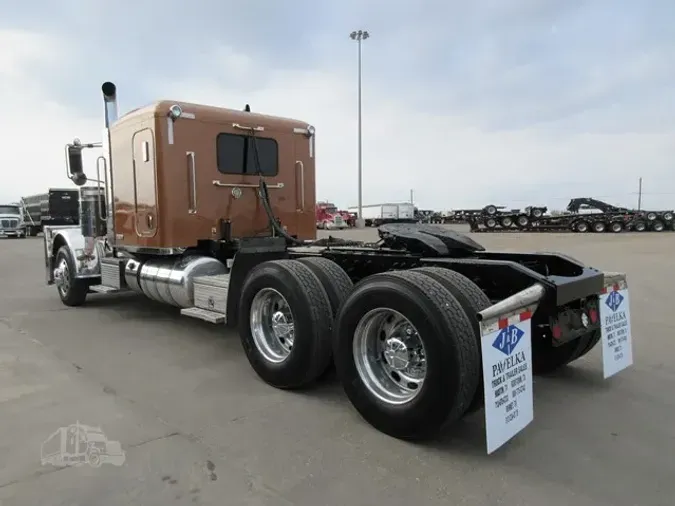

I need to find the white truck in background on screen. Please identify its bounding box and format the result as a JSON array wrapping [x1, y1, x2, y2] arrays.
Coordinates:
[[396, 202, 416, 221], [0, 203, 26, 238], [349, 203, 418, 227]]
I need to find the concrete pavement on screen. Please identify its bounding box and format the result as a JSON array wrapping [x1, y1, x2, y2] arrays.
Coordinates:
[[0, 228, 673, 506]]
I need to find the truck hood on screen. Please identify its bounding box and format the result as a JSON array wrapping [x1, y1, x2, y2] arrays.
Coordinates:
[[0, 214, 21, 220]]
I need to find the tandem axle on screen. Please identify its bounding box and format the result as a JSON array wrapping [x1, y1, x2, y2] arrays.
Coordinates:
[[43, 222, 633, 453]]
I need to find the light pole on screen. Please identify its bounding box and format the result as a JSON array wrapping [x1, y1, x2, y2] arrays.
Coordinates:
[[350, 29, 369, 228]]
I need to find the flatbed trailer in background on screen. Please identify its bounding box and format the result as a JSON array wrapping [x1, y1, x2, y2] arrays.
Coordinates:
[[468, 198, 674, 233]]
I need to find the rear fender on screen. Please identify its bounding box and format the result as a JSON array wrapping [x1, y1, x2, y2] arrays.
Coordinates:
[[43, 225, 103, 284]]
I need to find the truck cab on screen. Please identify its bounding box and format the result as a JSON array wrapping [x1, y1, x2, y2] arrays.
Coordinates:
[[0, 204, 26, 238]]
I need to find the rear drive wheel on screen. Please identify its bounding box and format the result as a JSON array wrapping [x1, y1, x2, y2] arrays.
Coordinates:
[[592, 221, 606, 233], [609, 221, 624, 233], [647, 212, 657, 221], [531, 208, 544, 219], [663, 212, 674, 222], [485, 218, 497, 229], [651, 220, 665, 232], [633, 220, 647, 232], [573, 330, 602, 360], [296, 257, 354, 379], [412, 267, 491, 415], [238, 259, 333, 389], [500, 216, 513, 228], [54, 246, 89, 306], [516, 215, 530, 228], [333, 271, 480, 440], [532, 330, 598, 375]]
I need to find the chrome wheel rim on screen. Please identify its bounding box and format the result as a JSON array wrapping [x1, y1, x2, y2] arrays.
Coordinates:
[[353, 308, 427, 405], [249, 288, 295, 364], [54, 258, 70, 296]]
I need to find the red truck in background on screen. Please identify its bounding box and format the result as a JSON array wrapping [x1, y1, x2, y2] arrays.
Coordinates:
[[315, 201, 353, 229]]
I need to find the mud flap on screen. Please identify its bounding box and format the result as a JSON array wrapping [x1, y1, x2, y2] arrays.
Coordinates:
[[599, 273, 634, 379], [479, 296, 540, 454]]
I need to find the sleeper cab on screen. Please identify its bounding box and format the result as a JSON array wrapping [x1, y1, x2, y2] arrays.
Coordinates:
[[109, 101, 317, 252]]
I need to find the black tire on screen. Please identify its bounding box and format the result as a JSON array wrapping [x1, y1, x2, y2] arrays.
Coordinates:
[[516, 215, 529, 228], [55, 246, 89, 306], [484, 205, 498, 216], [609, 221, 623, 233], [485, 218, 497, 229], [333, 270, 480, 440], [500, 216, 513, 228], [573, 329, 602, 360], [88, 449, 102, 468], [238, 259, 333, 389], [633, 220, 647, 232], [592, 221, 606, 233], [574, 220, 589, 233], [532, 330, 598, 375], [296, 257, 353, 316], [651, 220, 665, 232], [296, 257, 354, 380], [646, 212, 657, 221], [531, 208, 544, 219], [412, 267, 491, 415], [663, 212, 674, 222]]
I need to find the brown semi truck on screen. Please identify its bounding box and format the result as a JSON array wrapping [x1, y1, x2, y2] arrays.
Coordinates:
[[42, 82, 634, 453]]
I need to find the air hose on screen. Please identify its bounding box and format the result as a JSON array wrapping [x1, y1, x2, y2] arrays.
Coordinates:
[[248, 128, 305, 245]]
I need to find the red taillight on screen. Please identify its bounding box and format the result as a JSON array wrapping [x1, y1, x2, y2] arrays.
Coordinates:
[[589, 308, 598, 324], [551, 324, 562, 340]]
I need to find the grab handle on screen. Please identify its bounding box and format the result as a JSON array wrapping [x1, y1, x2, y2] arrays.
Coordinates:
[[296, 161, 305, 211], [187, 151, 197, 214]]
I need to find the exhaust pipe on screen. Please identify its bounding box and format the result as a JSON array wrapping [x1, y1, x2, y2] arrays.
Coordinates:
[[101, 82, 117, 246], [102, 82, 118, 128]]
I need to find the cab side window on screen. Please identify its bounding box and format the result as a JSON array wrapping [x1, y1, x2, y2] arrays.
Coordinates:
[[216, 133, 278, 176]]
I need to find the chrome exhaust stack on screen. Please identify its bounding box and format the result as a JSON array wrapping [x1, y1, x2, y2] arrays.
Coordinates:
[[101, 82, 117, 247], [102, 82, 118, 127]]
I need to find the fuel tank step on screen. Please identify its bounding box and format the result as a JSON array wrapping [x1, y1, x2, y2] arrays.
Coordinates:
[[180, 307, 227, 324], [89, 284, 126, 294]]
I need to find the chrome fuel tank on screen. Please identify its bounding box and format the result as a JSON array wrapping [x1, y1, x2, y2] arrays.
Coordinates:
[[124, 255, 227, 308]]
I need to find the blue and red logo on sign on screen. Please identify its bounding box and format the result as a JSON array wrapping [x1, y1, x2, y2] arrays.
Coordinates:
[[605, 290, 624, 312], [492, 325, 524, 356]]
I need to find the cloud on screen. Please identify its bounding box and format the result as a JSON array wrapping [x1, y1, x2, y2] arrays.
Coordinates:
[[0, 29, 103, 204], [1, 0, 674, 213]]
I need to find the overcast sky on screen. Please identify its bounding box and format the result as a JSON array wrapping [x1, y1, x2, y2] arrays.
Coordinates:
[[1, 0, 673, 211]]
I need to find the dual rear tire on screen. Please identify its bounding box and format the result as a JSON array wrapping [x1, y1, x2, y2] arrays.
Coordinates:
[[238, 258, 603, 441], [238, 259, 491, 440]]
